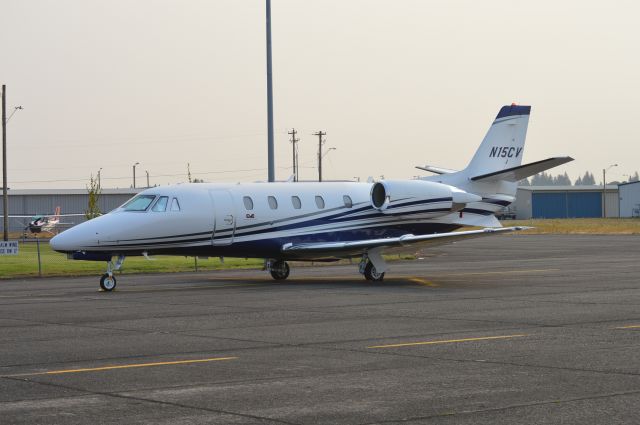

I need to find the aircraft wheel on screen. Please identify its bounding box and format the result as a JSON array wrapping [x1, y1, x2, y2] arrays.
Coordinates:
[[364, 262, 385, 282], [100, 273, 117, 291], [270, 261, 290, 280]]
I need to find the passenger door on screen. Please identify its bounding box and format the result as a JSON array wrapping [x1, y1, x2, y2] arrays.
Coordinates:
[[209, 190, 236, 246]]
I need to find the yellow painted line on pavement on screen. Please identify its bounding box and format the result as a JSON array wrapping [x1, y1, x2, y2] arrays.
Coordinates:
[[8, 356, 237, 377], [368, 334, 527, 349], [408, 277, 439, 287], [614, 325, 640, 329]]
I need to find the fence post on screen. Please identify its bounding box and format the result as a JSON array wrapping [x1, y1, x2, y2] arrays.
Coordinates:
[[36, 237, 42, 277], [194, 257, 198, 272]]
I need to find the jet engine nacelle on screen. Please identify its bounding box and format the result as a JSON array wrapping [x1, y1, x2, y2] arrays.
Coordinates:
[[370, 180, 482, 215]]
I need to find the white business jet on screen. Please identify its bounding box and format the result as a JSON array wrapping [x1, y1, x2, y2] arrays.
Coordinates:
[[51, 105, 572, 291]]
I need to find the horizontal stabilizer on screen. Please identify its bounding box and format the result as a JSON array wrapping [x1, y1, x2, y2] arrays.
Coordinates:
[[470, 157, 574, 182], [415, 165, 458, 175]]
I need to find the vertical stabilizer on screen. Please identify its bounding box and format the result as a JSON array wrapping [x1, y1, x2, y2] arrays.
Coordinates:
[[464, 105, 531, 178]]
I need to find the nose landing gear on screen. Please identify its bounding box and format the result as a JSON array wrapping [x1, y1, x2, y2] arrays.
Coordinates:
[[100, 255, 125, 291]]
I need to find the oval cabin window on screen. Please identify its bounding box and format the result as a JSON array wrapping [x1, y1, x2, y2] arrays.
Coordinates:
[[291, 196, 302, 209], [343, 195, 353, 208], [268, 196, 278, 210], [315, 196, 325, 209], [243, 196, 254, 210]]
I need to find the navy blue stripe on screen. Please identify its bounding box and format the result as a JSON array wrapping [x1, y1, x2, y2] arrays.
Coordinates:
[[495, 105, 530, 119]]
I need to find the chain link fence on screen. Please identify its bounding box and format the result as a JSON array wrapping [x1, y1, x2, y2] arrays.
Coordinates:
[[1, 236, 262, 279]]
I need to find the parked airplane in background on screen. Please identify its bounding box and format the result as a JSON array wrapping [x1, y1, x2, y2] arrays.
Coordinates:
[[51, 105, 573, 291], [10, 207, 84, 234]]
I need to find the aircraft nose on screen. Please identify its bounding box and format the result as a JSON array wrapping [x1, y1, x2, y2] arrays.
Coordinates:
[[50, 221, 98, 252], [50, 230, 75, 252]]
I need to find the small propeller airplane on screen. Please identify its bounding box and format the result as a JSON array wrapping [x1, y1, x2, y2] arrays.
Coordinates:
[[10, 207, 85, 234], [51, 105, 573, 291]]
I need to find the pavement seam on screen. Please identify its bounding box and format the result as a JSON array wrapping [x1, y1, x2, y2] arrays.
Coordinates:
[[0, 375, 300, 425], [360, 388, 640, 424]]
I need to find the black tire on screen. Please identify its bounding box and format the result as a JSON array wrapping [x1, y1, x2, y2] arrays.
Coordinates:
[[270, 261, 290, 280], [100, 273, 117, 291], [364, 262, 385, 282]]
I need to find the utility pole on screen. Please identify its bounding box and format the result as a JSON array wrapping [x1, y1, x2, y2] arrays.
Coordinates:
[[288, 128, 299, 182], [603, 164, 618, 218], [314, 131, 326, 182], [133, 162, 139, 189], [97, 168, 102, 190], [2, 85, 7, 241], [266, 0, 275, 182], [146, 170, 150, 188]]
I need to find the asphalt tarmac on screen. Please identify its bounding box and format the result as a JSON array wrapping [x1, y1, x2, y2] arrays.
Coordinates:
[[1, 234, 639, 424]]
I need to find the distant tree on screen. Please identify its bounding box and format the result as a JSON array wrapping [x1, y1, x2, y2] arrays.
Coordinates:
[[193, 178, 205, 183], [531, 172, 554, 186], [554, 172, 572, 185], [187, 163, 192, 183], [518, 178, 530, 186], [574, 176, 583, 185], [582, 171, 596, 185], [85, 174, 102, 220], [630, 171, 640, 182]]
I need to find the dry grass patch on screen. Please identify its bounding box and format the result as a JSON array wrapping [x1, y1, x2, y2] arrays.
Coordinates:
[[503, 218, 640, 234]]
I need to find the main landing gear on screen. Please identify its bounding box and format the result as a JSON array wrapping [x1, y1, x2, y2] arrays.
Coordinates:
[[359, 250, 387, 282], [100, 255, 125, 291], [267, 259, 290, 280]]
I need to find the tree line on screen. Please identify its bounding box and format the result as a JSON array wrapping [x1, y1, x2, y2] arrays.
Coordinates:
[[520, 171, 640, 186]]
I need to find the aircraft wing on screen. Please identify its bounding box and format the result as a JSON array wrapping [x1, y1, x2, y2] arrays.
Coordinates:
[[281, 227, 530, 259], [470, 157, 574, 182]]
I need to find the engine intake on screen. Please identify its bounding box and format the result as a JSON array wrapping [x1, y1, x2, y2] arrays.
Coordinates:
[[369, 180, 481, 215]]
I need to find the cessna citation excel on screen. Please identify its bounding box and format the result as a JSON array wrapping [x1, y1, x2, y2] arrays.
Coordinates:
[[51, 105, 572, 291]]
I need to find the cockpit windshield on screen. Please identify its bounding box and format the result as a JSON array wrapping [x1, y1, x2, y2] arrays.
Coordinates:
[[121, 195, 156, 212]]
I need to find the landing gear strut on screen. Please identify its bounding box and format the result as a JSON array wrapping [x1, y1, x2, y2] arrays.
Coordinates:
[[268, 260, 290, 280], [100, 255, 125, 291]]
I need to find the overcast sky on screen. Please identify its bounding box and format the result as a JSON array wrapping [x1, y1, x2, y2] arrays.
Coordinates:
[[2, 0, 638, 189]]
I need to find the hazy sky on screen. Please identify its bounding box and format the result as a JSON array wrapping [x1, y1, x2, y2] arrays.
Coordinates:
[[2, 0, 638, 189]]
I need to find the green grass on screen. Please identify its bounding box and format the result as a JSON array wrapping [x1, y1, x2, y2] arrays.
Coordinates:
[[1, 242, 263, 279]]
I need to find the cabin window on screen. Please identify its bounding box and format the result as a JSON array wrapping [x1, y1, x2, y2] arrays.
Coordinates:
[[122, 195, 156, 212], [315, 195, 325, 209], [268, 196, 278, 210], [291, 196, 302, 209], [343, 195, 353, 208], [170, 198, 181, 212], [152, 196, 169, 212], [243, 196, 254, 210]]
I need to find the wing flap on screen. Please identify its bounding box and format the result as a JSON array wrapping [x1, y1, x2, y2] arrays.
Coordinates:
[[470, 157, 574, 182], [281, 227, 530, 259]]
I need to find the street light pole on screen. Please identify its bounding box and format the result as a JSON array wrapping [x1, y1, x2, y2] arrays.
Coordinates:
[[2, 85, 7, 241], [603, 163, 618, 218], [133, 162, 139, 189], [146, 170, 149, 188], [266, 0, 275, 182], [97, 168, 102, 190]]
